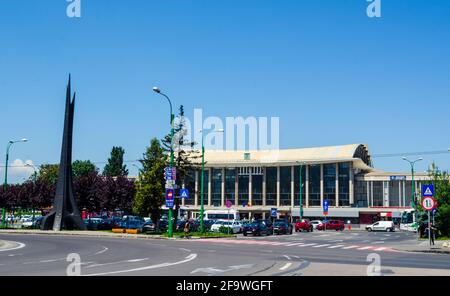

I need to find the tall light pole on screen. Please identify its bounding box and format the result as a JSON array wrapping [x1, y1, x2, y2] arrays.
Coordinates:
[[402, 157, 423, 232], [199, 128, 224, 233], [296, 161, 306, 220], [153, 87, 175, 238], [2, 138, 28, 228], [25, 163, 38, 182]]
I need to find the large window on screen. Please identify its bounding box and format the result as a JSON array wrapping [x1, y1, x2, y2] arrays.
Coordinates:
[[238, 174, 249, 206], [252, 174, 263, 206], [338, 163, 350, 206], [184, 170, 196, 206], [389, 180, 401, 207], [280, 167, 291, 206], [225, 168, 236, 203], [199, 169, 209, 206], [323, 164, 336, 206], [372, 181, 384, 206], [211, 169, 222, 207], [309, 165, 321, 206], [355, 180, 368, 207], [294, 165, 306, 206], [266, 167, 277, 206]]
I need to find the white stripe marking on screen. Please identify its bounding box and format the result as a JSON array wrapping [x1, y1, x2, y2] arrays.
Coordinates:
[[357, 246, 373, 250], [283, 255, 291, 260], [286, 242, 305, 246], [94, 246, 108, 255], [298, 243, 316, 247], [313, 244, 331, 248], [0, 242, 26, 252], [279, 263, 292, 271], [328, 245, 345, 249], [374, 247, 387, 251], [84, 254, 198, 276], [342, 245, 359, 250]]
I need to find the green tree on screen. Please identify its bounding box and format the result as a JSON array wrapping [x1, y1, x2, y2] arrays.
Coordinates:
[[103, 146, 129, 177], [133, 138, 167, 223], [72, 160, 98, 178], [426, 163, 450, 236], [37, 164, 59, 185]]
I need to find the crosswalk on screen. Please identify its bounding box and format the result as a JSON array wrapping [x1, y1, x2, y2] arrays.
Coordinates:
[[194, 238, 393, 252]]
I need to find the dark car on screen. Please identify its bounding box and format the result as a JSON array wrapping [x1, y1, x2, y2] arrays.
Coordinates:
[[317, 220, 345, 231], [141, 221, 157, 233], [242, 222, 270, 236], [126, 220, 145, 230], [273, 222, 293, 235], [84, 218, 104, 230], [295, 219, 313, 232], [257, 220, 273, 234]]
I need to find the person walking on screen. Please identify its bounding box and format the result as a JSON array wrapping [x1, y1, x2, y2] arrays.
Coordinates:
[[430, 224, 436, 246], [184, 220, 190, 239]]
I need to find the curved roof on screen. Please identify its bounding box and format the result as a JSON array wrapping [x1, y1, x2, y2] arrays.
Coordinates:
[[200, 144, 374, 171]]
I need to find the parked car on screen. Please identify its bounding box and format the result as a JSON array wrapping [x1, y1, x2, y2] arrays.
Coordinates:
[[317, 220, 345, 231], [258, 219, 274, 234], [273, 222, 293, 235], [310, 220, 323, 230], [141, 221, 156, 233], [21, 218, 34, 228], [84, 218, 104, 230], [366, 221, 395, 232], [211, 221, 242, 234], [242, 221, 270, 236], [295, 219, 313, 232]]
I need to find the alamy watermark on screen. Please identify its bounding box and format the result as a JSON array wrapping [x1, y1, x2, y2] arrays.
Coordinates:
[[367, 0, 382, 18], [66, 0, 81, 18], [366, 253, 382, 276], [66, 253, 82, 276]]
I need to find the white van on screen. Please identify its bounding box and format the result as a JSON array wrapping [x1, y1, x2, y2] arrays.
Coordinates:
[[366, 221, 395, 232]]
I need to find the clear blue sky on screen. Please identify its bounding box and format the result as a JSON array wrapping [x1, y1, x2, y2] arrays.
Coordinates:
[[0, 0, 449, 183]]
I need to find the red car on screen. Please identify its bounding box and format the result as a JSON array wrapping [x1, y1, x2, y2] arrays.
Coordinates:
[[295, 219, 313, 232], [316, 220, 345, 231]]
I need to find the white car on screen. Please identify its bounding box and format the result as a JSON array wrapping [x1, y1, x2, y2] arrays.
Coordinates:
[[210, 221, 242, 234], [21, 218, 33, 228], [310, 220, 323, 230], [366, 221, 395, 232]]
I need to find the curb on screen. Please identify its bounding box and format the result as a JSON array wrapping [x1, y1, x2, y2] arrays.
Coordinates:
[[393, 248, 450, 255]]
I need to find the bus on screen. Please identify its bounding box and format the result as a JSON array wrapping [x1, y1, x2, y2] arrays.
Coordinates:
[[400, 209, 417, 232], [203, 209, 239, 221]]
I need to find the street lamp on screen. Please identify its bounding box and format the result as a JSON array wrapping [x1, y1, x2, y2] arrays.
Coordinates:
[[402, 157, 423, 209], [296, 161, 306, 220], [153, 87, 175, 238], [25, 163, 38, 182], [2, 138, 28, 227], [199, 128, 224, 233]]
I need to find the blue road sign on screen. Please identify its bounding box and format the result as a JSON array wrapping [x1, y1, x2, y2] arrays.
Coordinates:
[[422, 184, 434, 197], [323, 200, 329, 213], [164, 167, 176, 181], [390, 176, 406, 181], [165, 189, 174, 208], [432, 208, 437, 216], [271, 208, 277, 218], [180, 188, 189, 199]]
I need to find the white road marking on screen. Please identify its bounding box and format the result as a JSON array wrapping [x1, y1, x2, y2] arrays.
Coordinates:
[[374, 247, 387, 251], [126, 258, 148, 263], [286, 242, 305, 246], [40, 259, 59, 263], [179, 248, 191, 252], [357, 246, 373, 250], [0, 241, 26, 252], [313, 244, 331, 248], [279, 263, 292, 271], [342, 245, 359, 250], [298, 243, 316, 247], [84, 253, 197, 276], [328, 245, 345, 249], [94, 246, 108, 255], [283, 255, 291, 260]]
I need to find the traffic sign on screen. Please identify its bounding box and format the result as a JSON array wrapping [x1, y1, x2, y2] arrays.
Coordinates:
[[422, 196, 436, 211], [323, 199, 329, 213], [226, 200, 232, 208], [180, 188, 189, 199], [432, 208, 437, 216], [166, 189, 174, 208], [271, 208, 277, 218], [422, 184, 434, 197], [164, 167, 176, 181], [390, 176, 406, 181]]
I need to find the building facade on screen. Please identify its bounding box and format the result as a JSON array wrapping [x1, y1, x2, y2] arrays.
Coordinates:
[[177, 144, 429, 224]]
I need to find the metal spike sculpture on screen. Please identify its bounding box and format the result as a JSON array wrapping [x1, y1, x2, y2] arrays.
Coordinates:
[[41, 75, 86, 231]]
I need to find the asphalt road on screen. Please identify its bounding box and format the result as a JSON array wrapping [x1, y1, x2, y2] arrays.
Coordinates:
[[1, 230, 449, 276]]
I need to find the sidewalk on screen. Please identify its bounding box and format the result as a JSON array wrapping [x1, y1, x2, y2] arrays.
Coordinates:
[[392, 239, 450, 255]]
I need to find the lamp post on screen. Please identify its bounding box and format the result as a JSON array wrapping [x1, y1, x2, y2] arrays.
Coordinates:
[[199, 128, 224, 233], [296, 161, 305, 220], [2, 139, 28, 228], [402, 157, 423, 232], [25, 163, 38, 182], [153, 87, 175, 238]]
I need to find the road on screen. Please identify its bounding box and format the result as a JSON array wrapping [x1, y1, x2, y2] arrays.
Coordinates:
[[1, 230, 449, 276]]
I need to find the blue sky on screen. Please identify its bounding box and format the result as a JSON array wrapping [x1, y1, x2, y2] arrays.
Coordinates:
[[0, 0, 449, 183]]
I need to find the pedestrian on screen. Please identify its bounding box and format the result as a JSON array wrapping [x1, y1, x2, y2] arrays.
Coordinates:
[[430, 224, 436, 245], [184, 220, 190, 239]]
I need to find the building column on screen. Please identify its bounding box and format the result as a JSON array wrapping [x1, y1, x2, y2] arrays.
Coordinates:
[[398, 180, 402, 207], [194, 170, 199, 207], [249, 172, 253, 206], [262, 167, 267, 206], [383, 181, 389, 207], [291, 166, 295, 208], [235, 169, 239, 207], [370, 181, 374, 207], [320, 164, 324, 207], [402, 180, 406, 207], [349, 163, 354, 205], [305, 165, 309, 208], [335, 163, 339, 207], [366, 181, 370, 207], [276, 166, 280, 207], [262, 212, 266, 220], [208, 169, 212, 207], [221, 168, 225, 207]]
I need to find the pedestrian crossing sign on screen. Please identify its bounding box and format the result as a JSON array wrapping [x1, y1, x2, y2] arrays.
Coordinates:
[[180, 188, 189, 199], [422, 185, 434, 197]]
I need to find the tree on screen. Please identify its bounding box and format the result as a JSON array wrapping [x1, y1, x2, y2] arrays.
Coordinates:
[[426, 163, 450, 236], [101, 176, 135, 213], [161, 105, 200, 222], [103, 146, 128, 177], [73, 172, 103, 213], [37, 164, 59, 185], [133, 138, 167, 223], [72, 160, 98, 178]]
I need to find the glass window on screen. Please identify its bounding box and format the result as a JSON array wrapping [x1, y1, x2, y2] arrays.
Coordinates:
[[225, 168, 236, 203], [211, 169, 222, 207], [323, 164, 336, 206], [389, 180, 400, 207], [294, 165, 306, 206], [266, 167, 277, 206], [280, 167, 291, 206], [338, 163, 350, 207], [252, 174, 263, 206], [309, 165, 321, 206], [238, 174, 249, 206], [373, 181, 383, 207], [355, 180, 368, 207]]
